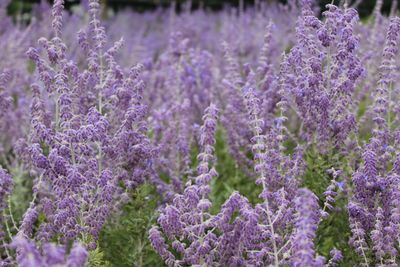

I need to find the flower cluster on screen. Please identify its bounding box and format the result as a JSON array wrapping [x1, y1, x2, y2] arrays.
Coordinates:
[[149, 104, 219, 265], [2, 0, 153, 264], [348, 16, 400, 266], [12, 236, 88, 267]]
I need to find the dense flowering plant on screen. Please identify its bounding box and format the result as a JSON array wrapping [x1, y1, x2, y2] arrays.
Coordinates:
[[20, 0, 155, 249], [0, 0, 400, 266]]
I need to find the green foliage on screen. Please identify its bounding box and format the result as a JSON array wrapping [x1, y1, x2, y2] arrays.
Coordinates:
[[303, 148, 336, 196], [9, 166, 32, 223], [357, 96, 369, 119], [27, 60, 36, 74], [87, 247, 112, 267], [301, 146, 360, 265], [210, 127, 261, 214], [316, 196, 359, 266], [360, 14, 374, 24], [99, 183, 164, 267]]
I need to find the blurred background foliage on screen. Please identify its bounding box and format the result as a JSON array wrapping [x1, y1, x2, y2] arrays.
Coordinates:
[[6, 0, 398, 18]]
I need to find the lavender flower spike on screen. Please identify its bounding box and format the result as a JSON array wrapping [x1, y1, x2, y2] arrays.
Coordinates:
[[291, 188, 321, 267]]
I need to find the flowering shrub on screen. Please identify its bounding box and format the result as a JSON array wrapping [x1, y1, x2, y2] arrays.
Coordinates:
[[1, 0, 400, 266]]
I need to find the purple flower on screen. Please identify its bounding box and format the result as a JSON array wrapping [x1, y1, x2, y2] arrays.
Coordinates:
[[291, 189, 320, 267], [12, 236, 87, 267]]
